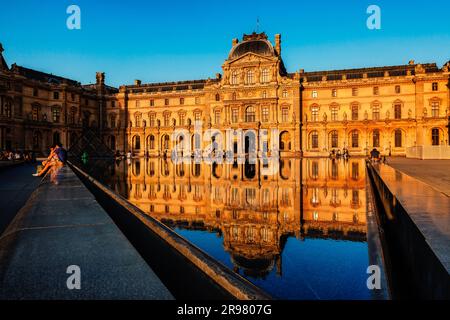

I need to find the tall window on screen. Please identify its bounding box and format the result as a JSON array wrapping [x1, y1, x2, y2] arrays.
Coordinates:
[[149, 135, 155, 149], [53, 91, 59, 100], [432, 82, 438, 91], [179, 113, 185, 126], [330, 130, 338, 148], [282, 89, 288, 98], [215, 93, 220, 101], [352, 88, 358, 96], [231, 108, 239, 123], [395, 85, 401, 94], [432, 128, 440, 145], [431, 101, 439, 117], [4, 102, 12, 118], [394, 103, 402, 119], [32, 105, 39, 121], [231, 71, 238, 85], [351, 130, 359, 148], [135, 100, 140, 108], [164, 98, 169, 106], [149, 114, 155, 127], [351, 104, 359, 120], [261, 69, 269, 83], [245, 106, 255, 122], [394, 129, 402, 147], [331, 89, 337, 97], [312, 90, 318, 98], [262, 91, 267, 98], [373, 130, 380, 147], [214, 110, 221, 124], [262, 107, 269, 122], [372, 104, 380, 120], [281, 108, 289, 122], [311, 131, 319, 149], [150, 99, 154, 107], [70, 107, 77, 125], [135, 114, 142, 127], [110, 114, 116, 128], [331, 105, 338, 121], [311, 105, 319, 122], [33, 88, 38, 97], [179, 97, 184, 105], [164, 114, 170, 127], [246, 70, 254, 85], [52, 108, 60, 123]]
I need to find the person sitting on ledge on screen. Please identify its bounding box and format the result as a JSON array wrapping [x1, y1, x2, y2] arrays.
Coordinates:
[[32, 143, 66, 177], [370, 148, 381, 162]]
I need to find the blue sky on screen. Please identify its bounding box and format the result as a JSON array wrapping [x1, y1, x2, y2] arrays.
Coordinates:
[[1, 0, 449, 87]]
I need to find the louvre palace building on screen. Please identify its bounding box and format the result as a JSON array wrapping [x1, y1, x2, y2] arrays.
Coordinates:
[[0, 32, 449, 158]]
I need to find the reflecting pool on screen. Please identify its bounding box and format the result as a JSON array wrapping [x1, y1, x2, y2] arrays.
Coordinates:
[[81, 157, 379, 299]]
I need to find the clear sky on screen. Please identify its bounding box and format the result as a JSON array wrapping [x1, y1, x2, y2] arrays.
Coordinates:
[[1, 0, 449, 87]]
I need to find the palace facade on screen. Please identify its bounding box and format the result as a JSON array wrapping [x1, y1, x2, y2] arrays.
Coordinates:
[[1, 32, 449, 157]]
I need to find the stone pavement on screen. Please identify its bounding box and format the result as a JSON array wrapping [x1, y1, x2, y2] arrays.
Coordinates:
[[0, 163, 41, 235], [0, 165, 174, 299], [386, 157, 450, 197]]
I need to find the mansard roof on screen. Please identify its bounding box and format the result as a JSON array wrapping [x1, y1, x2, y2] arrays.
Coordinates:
[[124, 78, 220, 93], [11, 64, 81, 86]]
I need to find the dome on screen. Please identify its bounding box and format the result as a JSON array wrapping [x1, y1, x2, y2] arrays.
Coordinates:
[[228, 37, 275, 60]]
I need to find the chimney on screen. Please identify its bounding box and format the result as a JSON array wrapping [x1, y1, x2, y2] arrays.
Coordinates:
[[232, 38, 239, 47], [96, 72, 105, 86], [275, 34, 281, 56], [134, 79, 141, 86]]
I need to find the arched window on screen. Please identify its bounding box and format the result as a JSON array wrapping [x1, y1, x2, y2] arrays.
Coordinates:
[[351, 130, 359, 148], [310, 131, 319, 149], [231, 71, 238, 85], [245, 106, 255, 122], [330, 130, 338, 148], [215, 93, 220, 101], [431, 128, 440, 145], [149, 135, 155, 149], [133, 135, 141, 150], [163, 135, 170, 150], [311, 105, 319, 122], [261, 69, 269, 83], [373, 130, 380, 147], [246, 70, 254, 85], [394, 129, 402, 147]]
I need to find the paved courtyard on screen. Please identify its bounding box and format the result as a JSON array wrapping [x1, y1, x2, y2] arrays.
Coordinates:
[[386, 157, 450, 197]]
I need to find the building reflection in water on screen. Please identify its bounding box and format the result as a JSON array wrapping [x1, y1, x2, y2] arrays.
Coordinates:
[[101, 158, 367, 283]]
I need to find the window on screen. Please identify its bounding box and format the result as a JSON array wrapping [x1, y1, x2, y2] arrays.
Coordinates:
[[231, 71, 238, 85], [311, 131, 319, 149], [70, 107, 77, 124], [179, 113, 185, 126], [282, 89, 288, 98], [180, 97, 184, 105], [52, 108, 60, 123], [395, 129, 402, 147], [432, 82, 438, 91], [311, 105, 319, 122], [111, 100, 115, 108], [214, 110, 221, 124], [331, 105, 338, 121], [150, 99, 154, 107], [352, 88, 358, 96], [432, 128, 440, 145], [331, 89, 337, 97], [149, 114, 155, 127], [262, 107, 269, 122], [135, 100, 140, 108], [351, 104, 359, 120], [149, 135, 155, 149], [232, 108, 239, 123], [281, 108, 289, 122], [246, 70, 254, 84], [110, 113, 116, 128], [135, 114, 142, 127], [312, 90, 318, 98], [245, 106, 255, 122], [373, 130, 380, 147], [4, 102, 12, 118], [395, 85, 401, 94], [194, 112, 201, 121], [330, 130, 338, 148], [351, 130, 359, 148], [261, 69, 269, 83], [164, 98, 169, 106], [164, 114, 170, 127], [195, 97, 200, 104], [262, 91, 267, 98], [215, 93, 220, 101], [394, 103, 402, 119], [33, 88, 38, 97], [53, 91, 59, 100], [431, 101, 439, 117], [372, 103, 380, 120], [373, 86, 379, 95], [32, 106, 39, 121]]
